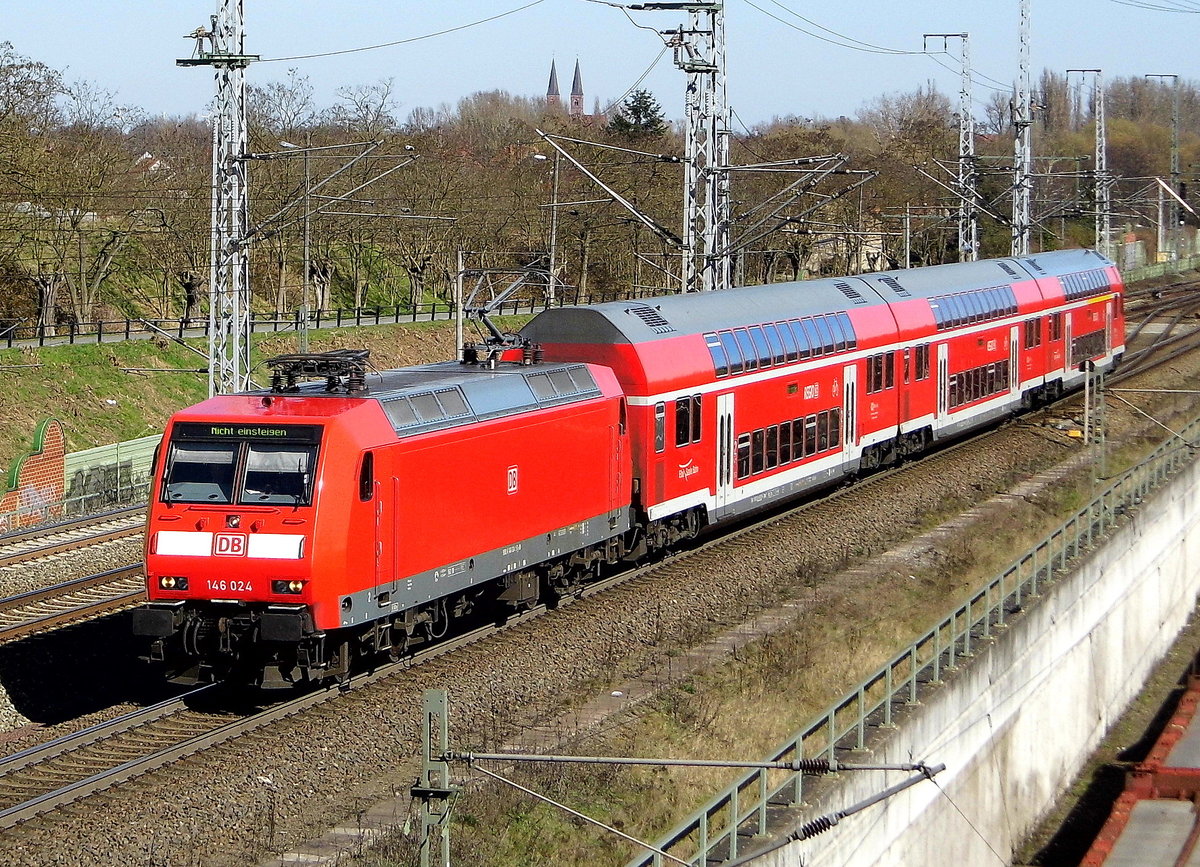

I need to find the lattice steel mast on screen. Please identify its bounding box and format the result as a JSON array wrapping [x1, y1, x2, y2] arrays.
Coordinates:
[[636, 1, 730, 292], [179, 0, 259, 396], [927, 33, 977, 262], [1147, 73, 1181, 261], [1011, 0, 1033, 256], [1071, 69, 1111, 259]]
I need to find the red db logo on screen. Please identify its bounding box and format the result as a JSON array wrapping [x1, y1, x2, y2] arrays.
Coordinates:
[[214, 533, 248, 556]]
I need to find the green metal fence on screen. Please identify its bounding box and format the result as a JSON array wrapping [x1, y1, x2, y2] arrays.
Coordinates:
[[631, 417, 1200, 867]]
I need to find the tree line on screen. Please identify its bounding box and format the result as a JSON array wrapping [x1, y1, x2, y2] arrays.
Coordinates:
[[0, 41, 1195, 332]]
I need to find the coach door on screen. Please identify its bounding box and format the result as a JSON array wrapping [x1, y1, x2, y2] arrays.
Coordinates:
[[842, 363, 857, 458], [716, 393, 735, 512], [937, 343, 950, 419]]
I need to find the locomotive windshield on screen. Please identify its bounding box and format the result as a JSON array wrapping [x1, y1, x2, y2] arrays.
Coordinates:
[[160, 423, 322, 506]]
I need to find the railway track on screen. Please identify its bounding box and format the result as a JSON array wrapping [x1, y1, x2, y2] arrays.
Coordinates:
[[0, 566, 144, 642], [0, 507, 144, 568]]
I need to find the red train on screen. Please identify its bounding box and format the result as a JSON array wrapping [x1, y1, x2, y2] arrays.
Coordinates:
[[133, 249, 1124, 686]]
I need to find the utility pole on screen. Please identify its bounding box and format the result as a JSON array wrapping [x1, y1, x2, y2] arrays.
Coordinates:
[[926, 33, 977, 262], [1011, 0, 1033, 257], [1146, 73, 1180, 261], [635, 1, 730, 292], [179, 0, 259, 396], [1069, 69, 1110, 259]]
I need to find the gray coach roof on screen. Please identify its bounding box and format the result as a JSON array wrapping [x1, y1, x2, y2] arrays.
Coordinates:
[[521, 249, 1115, 346]]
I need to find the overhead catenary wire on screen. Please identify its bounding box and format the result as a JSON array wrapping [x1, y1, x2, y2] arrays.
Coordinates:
[[259, 0, 548, 63]]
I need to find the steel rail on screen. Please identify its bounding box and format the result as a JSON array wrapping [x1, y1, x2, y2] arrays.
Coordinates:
[[0, 506, 143, 547], [0, 567, 144, 642]]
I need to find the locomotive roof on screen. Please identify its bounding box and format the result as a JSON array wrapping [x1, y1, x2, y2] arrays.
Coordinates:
[[521, 249, 1115, 346], [252, 360, 604, 438]]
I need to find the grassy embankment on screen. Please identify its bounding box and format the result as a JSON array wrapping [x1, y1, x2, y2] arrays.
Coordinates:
[[0, 317, 533, 468]]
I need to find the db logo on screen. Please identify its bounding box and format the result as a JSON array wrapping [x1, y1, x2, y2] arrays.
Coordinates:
[[214, 532, 248, 556], [507, 465, 519, 494]]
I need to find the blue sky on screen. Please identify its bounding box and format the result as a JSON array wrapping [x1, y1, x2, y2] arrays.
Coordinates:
[[3, 1, 1196, 126]]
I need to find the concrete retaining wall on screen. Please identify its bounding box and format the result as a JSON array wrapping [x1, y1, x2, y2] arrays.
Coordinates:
[[761, 454, 1200, 867]]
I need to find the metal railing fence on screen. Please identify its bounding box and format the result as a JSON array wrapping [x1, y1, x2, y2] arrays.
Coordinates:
[[631, 416, 1200, 867], [0, 286, 668, 350]]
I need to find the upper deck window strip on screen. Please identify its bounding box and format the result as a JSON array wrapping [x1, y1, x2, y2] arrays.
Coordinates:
[[705, 313, 858, 379]]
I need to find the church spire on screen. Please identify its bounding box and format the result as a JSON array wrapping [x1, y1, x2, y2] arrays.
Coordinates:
[[547, 60, 561, 110], [570, 59, 584, 118]]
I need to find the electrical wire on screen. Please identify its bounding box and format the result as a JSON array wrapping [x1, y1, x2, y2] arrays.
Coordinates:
[[740, 0, 926, 55], [602, 45, 670, 114], [1109, 0, 1200, 9], [260, 0, 547, 63], [930, 779, 1010, 865]]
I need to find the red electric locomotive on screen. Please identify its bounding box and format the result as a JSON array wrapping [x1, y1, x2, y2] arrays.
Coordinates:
[[133, 249, 1123, 686], [134, 350, 632, 686]]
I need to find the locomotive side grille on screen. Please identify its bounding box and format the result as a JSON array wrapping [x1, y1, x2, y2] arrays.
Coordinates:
[[627, 305, 676, 334], [998, 262, 1019, 277]]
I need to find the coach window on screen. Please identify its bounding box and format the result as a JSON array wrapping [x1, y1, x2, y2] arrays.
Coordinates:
[[720, 331, 744, 375], [778, 321, 799, 362], [790, 320, 811, 359], [734, 329, 758, 371], [791, 419, 804, 458], [1023, 319, 1041, 349], [837, 313, 857, 348], [830, 408, 842, 446], [915, 344, 930, 381], [779, 422, 792, 463], [814, 316, 836, 355], [752, 429, 766, 474], [655, 402, 666, 453], [828, 314, 848, 352], [1048, 313, 1063, 341], [358, 452, 374, 502], [903, 348, 911, 384], [748, 326, 771, 368], [804, 415, 818, 456], [675, 397, 691, 447], [737, 434, 751, 479], [675, 395, 702, 446], [763, 323, 787, 365], [705, 333, 730, 378], [885, 352, 895, 389], [766, 426, 779, 469], [801, 319, 822, 358], [969, 292, 987, 322], [816, 411, 830, 451]]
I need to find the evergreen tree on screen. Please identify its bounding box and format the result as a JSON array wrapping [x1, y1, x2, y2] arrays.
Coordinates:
[[607, 89, 668, 139]]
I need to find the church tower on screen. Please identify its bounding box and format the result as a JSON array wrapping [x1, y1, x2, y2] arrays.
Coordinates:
[[569, 60, 584, 118], [546, 60, 561, 111]]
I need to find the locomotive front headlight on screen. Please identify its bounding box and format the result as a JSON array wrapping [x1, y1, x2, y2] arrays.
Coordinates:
[[271, 579, 306, 595], [158, 576, 188, 591]]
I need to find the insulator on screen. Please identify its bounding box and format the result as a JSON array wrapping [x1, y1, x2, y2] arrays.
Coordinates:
[[271, 370, 283, 393], [534, 345, 544, 364], [796, 816, 836, 840], [347, 367, 366, 395], [523, 344, 534, 365], [792, 758, 832, 774]]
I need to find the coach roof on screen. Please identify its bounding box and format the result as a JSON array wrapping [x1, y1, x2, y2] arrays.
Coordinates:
[[521, 275, 889, 347]]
